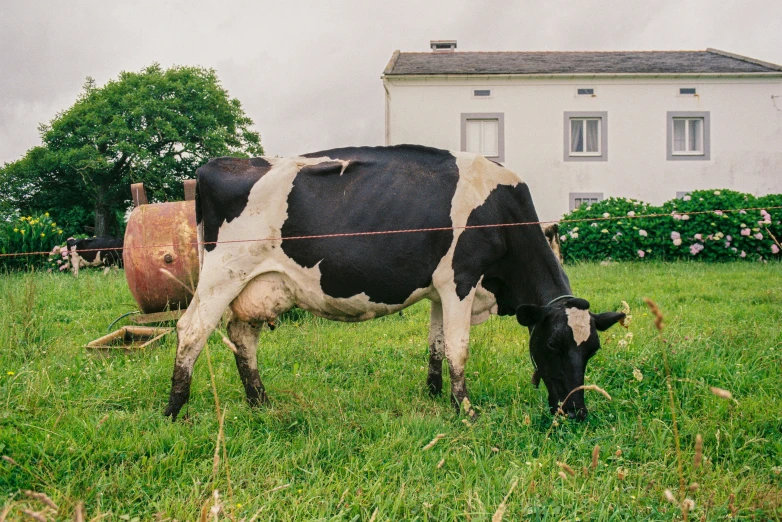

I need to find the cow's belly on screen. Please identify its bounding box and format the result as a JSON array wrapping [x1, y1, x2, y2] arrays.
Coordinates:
[[230, 271, 435, 324]]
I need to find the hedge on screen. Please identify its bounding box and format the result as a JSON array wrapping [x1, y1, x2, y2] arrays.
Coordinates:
[[559, 189, 782, 262]]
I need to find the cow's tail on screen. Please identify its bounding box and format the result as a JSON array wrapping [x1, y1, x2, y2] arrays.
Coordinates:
[[194, 177, 205, 270]]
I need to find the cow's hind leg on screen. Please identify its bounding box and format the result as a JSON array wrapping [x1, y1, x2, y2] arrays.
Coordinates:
[[427, 301, 445, 395], [227, 317, 267, 406], [441, 294, 477, 419]]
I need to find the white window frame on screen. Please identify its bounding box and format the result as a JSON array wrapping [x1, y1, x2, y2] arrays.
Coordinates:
[[569, 192, 604, 211], [563, 112, 608, 162], [671, 118, 704, 155], [667, 111, 710, 161], [461, 113, 505, 162], [569, 118, 602, 156]]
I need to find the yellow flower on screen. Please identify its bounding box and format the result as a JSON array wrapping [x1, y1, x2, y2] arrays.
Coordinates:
[[57, 229, 62, 234], [41, 233, 46, 238], [13, 228, 18, 232], [6, 371, 13, 376], [20, 230, 25, 235], [51, 223, 56, 227], [44, 212, 49, 217]]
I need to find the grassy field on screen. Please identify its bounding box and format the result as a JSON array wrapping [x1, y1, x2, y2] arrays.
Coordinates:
[[1, 262, 781, 520]]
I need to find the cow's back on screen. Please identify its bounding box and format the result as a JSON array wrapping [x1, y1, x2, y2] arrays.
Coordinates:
[[280, 145, 460, 305]]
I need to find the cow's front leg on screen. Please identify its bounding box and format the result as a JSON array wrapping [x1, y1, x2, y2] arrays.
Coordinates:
[[427, 301, 445, 395], [441, 296, 477, 419], [227, 317, 267, 406], [165, 277, 244, 421]]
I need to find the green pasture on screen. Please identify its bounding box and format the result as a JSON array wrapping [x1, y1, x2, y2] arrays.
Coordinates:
[[1, 262, 780, 520]]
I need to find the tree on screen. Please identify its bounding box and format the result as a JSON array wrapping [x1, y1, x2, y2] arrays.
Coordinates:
[[0, 64, 263, 235]]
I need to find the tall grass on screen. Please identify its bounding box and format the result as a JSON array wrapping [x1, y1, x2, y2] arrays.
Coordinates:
[[0, 262, 780, 520]]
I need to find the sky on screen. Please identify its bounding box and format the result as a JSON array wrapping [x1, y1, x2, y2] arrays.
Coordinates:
[[2, 0, 781, 165]]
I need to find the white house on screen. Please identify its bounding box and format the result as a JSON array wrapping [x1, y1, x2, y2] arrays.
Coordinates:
[[382, 42, 782, 220]]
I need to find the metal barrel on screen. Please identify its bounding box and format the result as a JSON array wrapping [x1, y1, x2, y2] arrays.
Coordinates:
[[123, 182, 199, 314]]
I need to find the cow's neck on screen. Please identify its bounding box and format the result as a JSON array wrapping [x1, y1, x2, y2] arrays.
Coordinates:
[[503, 223, 573, 309]]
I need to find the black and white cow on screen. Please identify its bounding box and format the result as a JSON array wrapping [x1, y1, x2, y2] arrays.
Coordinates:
[[66, 236, 124, 276], [164, 145, 624, 421]]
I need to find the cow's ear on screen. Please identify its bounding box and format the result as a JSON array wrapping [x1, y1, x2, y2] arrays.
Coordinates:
[[516, 305, 546, 326], [592, 312, 625, 331]]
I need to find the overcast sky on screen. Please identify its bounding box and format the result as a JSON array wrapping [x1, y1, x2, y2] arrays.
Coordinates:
[[2, 0, 781, 165]]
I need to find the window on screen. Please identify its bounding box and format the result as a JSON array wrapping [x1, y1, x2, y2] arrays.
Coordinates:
[[461, 113, 505, 161], [667, 112, 710, 161], [676, 191, 690, 199], [563, 112, 607, 161], [577, 88, 595, 96], [569, 192, 604, 211], [672, 118, 703, 154], [679, 87, 696, 95], [473, 89, 491, 97], [570, 119, 601, 155]]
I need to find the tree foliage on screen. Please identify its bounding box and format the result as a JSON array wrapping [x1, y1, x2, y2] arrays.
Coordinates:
[[0, 64, 263, 235]]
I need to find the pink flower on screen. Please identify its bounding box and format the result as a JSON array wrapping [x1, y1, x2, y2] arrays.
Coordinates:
[[683, 195, 691, 201], [739, 210, 746, 214], [627, 211, 636, 217], [772, 244, 780, 254], [637, 250, 645, 258], [754, 233, 763, 240], [670, 231, 681, 240], [741, 228, 751, 236], [689, 243, 704, 255], [740, 250, 746, 258], [726, 235, 732, 242], [673, 238, 682, 246], [694, 233, 702, 240], [681, 214, 690, 221], [714, 210, 723, 216], [724, 241, 731, 248], [707, 234, 713, 241], [673, 214, 682, 221], [59, 264, 68, 271], [603, 212, 610, 218], [639, 230, 647, 237]]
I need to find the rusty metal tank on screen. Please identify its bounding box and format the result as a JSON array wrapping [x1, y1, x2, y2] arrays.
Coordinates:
[[123, 181, 200, 314]]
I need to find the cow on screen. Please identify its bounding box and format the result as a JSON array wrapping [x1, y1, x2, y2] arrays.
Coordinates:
[[66, 236, 124, 276], [164, 145, 624, 422]]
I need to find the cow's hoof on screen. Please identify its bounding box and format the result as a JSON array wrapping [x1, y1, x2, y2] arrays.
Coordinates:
[[164, 394, 188, 422], [427, 375, 443, 396], [163, 404, 180, 422], [246, 389, 268, 408]]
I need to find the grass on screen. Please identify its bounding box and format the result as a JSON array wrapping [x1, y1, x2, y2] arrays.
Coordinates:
[[0, 262, 781, 520]]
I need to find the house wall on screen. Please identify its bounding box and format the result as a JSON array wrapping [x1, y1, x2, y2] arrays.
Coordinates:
[[384, 77, 782, 221]]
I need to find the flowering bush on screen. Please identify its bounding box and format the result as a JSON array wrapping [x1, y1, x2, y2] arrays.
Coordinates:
[[0, 213, 66, 271], [560, 190, 782, 262]]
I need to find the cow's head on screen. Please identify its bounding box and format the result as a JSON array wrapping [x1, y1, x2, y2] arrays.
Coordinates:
[[516, 297, 624, 420]]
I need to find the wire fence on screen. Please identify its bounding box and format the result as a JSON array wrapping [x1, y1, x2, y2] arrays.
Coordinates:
[[1, 204, 781, 258]]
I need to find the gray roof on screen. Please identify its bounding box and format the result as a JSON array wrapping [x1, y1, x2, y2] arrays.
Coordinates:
[[383, 48, 782, 76]]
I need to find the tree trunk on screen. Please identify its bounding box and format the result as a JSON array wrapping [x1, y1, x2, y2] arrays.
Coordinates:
[[94, 184, 110, 236], [94, 204, 111, 236]]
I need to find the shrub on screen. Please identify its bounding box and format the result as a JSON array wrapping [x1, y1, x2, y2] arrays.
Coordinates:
[[560, 190, 782, 262], [0, 213, 66, 271]]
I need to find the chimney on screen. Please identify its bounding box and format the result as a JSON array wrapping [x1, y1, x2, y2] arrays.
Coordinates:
[[430, 40, 457, 52]]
